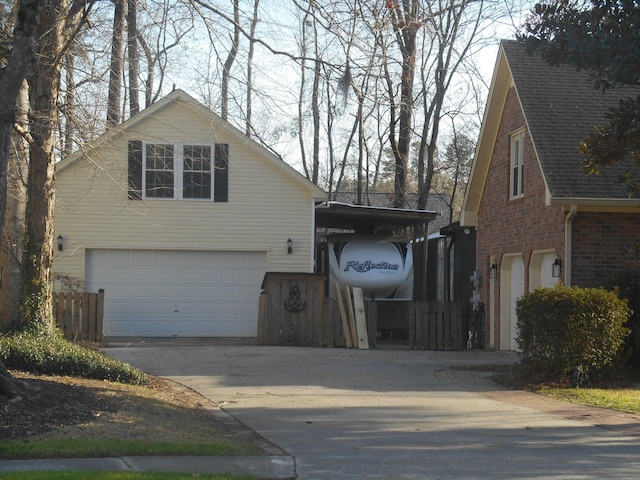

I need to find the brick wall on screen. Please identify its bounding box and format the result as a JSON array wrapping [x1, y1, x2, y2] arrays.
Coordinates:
[[474, 83, 640, 349], [476, 86, 565, 347], [572, 212, 640, 287]]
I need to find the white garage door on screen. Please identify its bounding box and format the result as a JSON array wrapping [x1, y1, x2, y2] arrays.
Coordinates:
[[86, 249, 266, 337]]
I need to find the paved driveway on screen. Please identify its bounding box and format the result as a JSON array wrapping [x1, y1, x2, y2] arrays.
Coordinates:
[[105, 341, 640, 479]]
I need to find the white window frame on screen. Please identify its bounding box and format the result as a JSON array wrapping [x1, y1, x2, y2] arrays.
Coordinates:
[[510, 129, 525, 199], [142, 142, 214, 200]]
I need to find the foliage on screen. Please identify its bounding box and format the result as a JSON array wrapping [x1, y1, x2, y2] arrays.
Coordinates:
[[0, 333, 148, 385], [603, 264, 640, 366], [516, 285, 630, 381], [520, 0, 640, 194]]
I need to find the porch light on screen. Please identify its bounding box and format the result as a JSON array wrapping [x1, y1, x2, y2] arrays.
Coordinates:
[[489, 263, 498, 279], [552, 258, 561, 278], [57, 235, 64, 252], [287, 238, 293, 254]]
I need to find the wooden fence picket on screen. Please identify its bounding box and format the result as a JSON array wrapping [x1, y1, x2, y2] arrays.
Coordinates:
[[53, 290, 104, 342]]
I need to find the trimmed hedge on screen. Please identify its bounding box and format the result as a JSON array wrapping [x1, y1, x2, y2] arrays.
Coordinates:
[[0, 333, 148, 385], [516, 285, 630, 380]]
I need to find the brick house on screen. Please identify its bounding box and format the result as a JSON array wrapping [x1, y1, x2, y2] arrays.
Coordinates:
[[461, 40, 640, 350]]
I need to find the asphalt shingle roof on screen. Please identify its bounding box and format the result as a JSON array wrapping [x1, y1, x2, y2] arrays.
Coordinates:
[[502, 40, 640, 199]]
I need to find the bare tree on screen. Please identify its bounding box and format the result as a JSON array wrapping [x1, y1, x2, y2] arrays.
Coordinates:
[[127, 0, 140, 115], [18, 0, 94, 335], [107, 0, 126, 126], [437, 128, 475, 222], [0, 0, 93, 400], [245, 0, 260, 135], [386, 0, 421, 208], [0, 79, 28, 328], [415, 0, 486, 210], [221, 0, 240, 121]]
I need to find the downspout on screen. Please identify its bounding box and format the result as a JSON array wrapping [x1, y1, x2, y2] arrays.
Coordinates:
[[564, 205, 578, 286]]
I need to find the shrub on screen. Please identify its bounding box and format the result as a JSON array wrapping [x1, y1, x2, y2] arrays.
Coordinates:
[[0, 333, 148, 385], [516, 285, 630, 381]]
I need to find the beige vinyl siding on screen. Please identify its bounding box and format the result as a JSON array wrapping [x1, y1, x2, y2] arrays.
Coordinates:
[[54, 100, 320, 283]]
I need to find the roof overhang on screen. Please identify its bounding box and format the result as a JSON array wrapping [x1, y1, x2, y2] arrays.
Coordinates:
[[549, 197, 640, 212], [315, 201, 437, 233], [460, 44, 512, 227]]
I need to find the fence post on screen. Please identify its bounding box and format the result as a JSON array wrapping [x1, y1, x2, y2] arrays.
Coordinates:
[[88, 293, 97, 341], [81, 292, 89, 341], [97, 289, 105, 342]]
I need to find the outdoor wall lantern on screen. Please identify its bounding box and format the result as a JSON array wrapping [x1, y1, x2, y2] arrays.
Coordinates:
[[552, 258, 562, 278], [287, 238, 293, 254], [57, 235, 64, 252], [489, 263, 498, 279]]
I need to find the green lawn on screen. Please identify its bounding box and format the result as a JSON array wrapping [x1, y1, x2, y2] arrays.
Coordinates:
[[0, 439, 253, 461], [538, 387, 640, 415], [0, 473, 253, 480]]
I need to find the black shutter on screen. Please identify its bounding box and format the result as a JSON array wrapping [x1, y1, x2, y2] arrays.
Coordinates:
[[214, 143, 229, 202], [128, 140, 143, 200]]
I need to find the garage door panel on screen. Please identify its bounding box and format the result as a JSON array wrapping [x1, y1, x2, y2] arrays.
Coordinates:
[[86, 249, 265, 337]]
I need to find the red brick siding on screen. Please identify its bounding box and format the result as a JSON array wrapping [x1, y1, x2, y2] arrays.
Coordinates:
[[476, 87, 565, 347], [572, 212, 640, 287]]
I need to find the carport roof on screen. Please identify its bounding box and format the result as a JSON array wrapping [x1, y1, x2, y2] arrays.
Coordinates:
[[315, 201, 437, 233]]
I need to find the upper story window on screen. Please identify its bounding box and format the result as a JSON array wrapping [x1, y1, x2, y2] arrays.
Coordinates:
[[145, 143, 175, 198], [510, 129, 525, 199], [128, 141, 228, 202]]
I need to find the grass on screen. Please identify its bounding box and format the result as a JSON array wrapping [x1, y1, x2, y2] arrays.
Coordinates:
[[0, 439, 252, 460], [0, 473, 253, 480], [537, 387, 640, 415]]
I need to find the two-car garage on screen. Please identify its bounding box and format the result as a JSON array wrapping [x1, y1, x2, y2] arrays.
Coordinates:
[[85, 249, 266, 337]]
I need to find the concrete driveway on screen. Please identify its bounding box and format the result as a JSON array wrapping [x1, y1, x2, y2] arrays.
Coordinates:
[[105, 340, 640, 479]]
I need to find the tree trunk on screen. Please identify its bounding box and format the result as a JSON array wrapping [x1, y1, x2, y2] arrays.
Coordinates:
[[17, 0, 90, 335], [387, 1, 419, 209], [245, 0, 259, 135], [0, 79, 29, 329], [107, 0, 127, 126], [311, 56, 321, 185], [62, 52, 76, 158], [221, 0, 239, 121], [0, 0, 41, 401], [0, 0, 40, 254], [127, 0, 140, 116]]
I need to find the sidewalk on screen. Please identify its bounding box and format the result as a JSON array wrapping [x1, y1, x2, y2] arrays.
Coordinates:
[[481, 388, 640, 437], [0, 454, 296, 478]]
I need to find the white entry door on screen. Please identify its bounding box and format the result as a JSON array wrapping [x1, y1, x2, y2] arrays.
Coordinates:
[[86, 249, 266, 337]]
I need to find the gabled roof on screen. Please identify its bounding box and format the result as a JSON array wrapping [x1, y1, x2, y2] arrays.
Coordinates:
[[57, 89, 326, 200], [462, 40, 640, 225]]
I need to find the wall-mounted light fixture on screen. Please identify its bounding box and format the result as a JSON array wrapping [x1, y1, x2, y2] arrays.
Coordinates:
[[489, 263, 498, 279], [552, 258, 562, 278], [57, 235, 64, 252], [287, 238, 293, 254]]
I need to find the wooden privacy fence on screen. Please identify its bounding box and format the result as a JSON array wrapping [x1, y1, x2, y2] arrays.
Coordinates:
[[258, 273, 326, 346], [258, 271, 466, 350], [54, 290, 105, 342], [408, 300, 464, 351]]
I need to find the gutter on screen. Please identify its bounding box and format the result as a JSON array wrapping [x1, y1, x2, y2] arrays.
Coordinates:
[[564, 205, 578, 286]]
